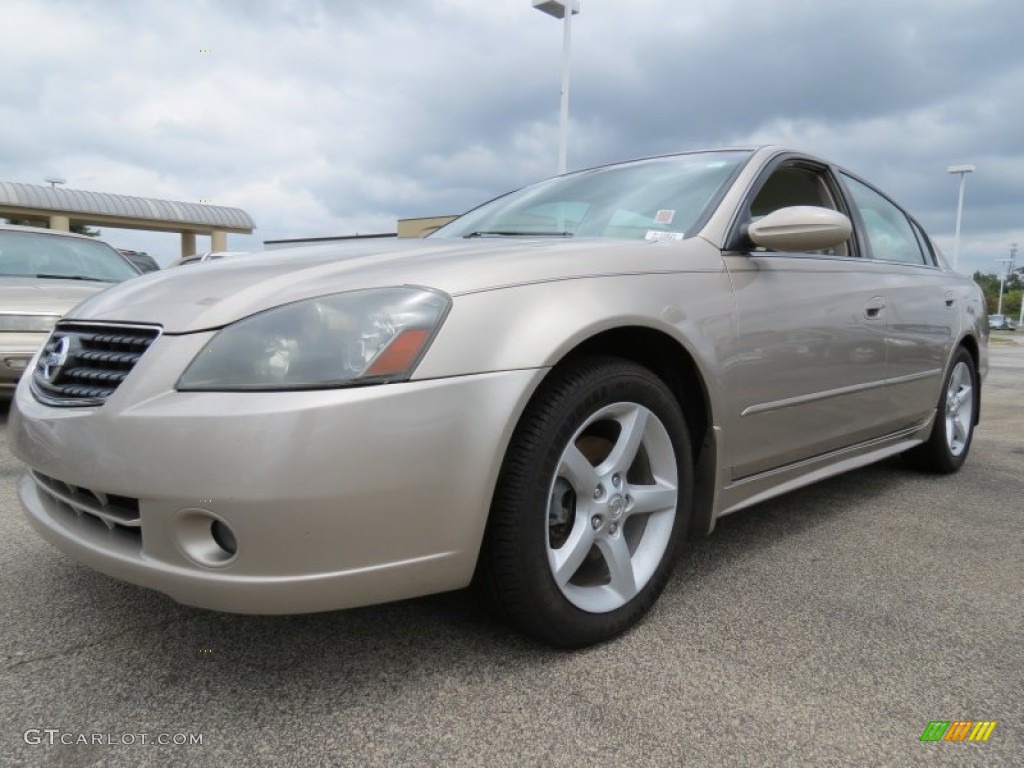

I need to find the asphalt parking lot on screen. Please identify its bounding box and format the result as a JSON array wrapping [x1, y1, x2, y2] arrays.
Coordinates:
[[1, 341, 1021, 767]]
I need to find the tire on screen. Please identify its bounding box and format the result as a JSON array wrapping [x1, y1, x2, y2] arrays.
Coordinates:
[[475, 357, 693, 648], [903, 347, 977, 474]]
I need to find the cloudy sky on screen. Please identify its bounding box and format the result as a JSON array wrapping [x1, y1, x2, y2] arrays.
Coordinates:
[[1, 0, 1021, 273]]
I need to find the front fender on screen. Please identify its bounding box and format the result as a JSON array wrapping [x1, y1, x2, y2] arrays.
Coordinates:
[[413, 267, 736, 419]]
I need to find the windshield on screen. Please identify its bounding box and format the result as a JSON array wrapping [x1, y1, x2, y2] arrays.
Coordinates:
[[431, 151, 750, 240], [0, 230, 139, 282]]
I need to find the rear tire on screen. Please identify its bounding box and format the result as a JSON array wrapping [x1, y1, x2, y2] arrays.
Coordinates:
[[903, 347, 977, 474], [475, 357, 693, 648]]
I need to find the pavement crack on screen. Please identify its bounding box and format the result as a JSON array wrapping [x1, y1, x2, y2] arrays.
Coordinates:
[[0, 614, 194, 674]]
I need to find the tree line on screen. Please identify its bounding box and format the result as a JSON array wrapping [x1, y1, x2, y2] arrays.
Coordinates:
[[974, 270, 1022, 318]]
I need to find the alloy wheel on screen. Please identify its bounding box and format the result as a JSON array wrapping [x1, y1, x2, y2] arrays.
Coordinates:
[[545, 401, 678, 613]]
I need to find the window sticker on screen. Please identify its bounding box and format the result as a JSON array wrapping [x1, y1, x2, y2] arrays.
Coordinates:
[[654, 209, 675, 224], [645, 231, 685, 242]]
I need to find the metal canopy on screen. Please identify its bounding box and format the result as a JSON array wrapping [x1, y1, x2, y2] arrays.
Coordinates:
[[0, 181, 255, 233]]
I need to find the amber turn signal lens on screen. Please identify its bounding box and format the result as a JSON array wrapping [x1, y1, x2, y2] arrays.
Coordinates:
[[364, 328, 431, 376]]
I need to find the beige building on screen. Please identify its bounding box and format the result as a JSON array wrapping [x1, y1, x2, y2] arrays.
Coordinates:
[[397, 215, 457, 238]]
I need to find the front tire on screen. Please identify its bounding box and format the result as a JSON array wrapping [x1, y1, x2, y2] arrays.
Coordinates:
[[903, 347, 977, 473], [476, 357, 693, 648]]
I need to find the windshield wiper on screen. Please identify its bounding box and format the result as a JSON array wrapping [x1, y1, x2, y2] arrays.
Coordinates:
[[462, 231, 574, 238], [33, 274, 115, 282]]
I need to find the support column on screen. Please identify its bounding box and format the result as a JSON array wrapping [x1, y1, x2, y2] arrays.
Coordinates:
[[49, 215, 70, 231], [211, 230, 227, 252], [181, 231, 197, 258]]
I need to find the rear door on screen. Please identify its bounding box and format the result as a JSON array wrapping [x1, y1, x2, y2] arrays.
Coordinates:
[[838, 172, 957, 427]]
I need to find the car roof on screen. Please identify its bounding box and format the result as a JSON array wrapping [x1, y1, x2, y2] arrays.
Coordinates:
[[0, 223, 107, 241], [570, 146, 824, 172]]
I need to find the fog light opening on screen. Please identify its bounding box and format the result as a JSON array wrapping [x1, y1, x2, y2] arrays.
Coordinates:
[[175, 509, 238, 567], [210, 519, 238, 556]]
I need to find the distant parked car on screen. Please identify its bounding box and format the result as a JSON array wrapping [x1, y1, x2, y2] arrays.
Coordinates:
[[117, 249, 161, 273], [988, 314, 1016, 331], [0, 224, 140, 391], [168, 250, 249, 267]]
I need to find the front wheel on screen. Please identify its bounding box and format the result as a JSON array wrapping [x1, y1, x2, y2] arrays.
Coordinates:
[[903, 347, 978, 473], [476, 357, 693, 648]]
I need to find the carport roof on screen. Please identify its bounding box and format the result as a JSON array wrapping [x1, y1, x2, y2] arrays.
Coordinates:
[[0, 181, 255, 232]]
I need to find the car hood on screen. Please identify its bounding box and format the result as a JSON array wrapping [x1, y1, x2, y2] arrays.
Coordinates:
[[0, 277, 113, 316], [65, 237, 704, 333]]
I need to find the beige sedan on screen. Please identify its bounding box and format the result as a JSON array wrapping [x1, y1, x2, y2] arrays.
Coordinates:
[[9, 147, 988, 647], [0, 224, 140, 391]]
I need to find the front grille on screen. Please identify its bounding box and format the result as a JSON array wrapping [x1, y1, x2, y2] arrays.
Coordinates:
[[31, 321, 161, 406], [31, 471, 142, 546]]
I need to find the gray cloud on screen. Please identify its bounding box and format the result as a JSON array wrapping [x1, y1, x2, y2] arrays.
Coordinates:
[[0, 0, 1020, 274]]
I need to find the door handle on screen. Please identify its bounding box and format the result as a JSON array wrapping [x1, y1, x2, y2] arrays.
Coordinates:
[[945, 291, 956, 308], [864, 297, 886, 319]]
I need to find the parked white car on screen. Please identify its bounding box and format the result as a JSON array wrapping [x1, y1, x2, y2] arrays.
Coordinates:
[[0, 224, 140, 391], [168, 250, 250, 267]]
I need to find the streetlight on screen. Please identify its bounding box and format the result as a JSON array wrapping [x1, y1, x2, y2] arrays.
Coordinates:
[[995, 245, 1015, 317], [1016, 249, 1024, 329], [946, 164, 974, 272], [532, 0, 581, 175]]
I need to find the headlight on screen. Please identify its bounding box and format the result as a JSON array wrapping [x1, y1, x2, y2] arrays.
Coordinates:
[[0, 314, 60, 332], [177, 287, 451, 391]]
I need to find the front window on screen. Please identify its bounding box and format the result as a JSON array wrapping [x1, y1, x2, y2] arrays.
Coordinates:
[[745, 163, 850, 255], [431, 151, 749, 241], [0, 230, 139, 282]]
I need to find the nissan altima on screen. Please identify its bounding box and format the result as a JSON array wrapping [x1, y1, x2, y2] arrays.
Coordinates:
[[9, 147, 988, 647]]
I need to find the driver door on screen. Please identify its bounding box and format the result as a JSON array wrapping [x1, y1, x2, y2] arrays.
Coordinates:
[[721, 159, 891, 479]]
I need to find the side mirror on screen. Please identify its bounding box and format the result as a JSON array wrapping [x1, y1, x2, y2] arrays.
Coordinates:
[[747, 206, 852, 252]]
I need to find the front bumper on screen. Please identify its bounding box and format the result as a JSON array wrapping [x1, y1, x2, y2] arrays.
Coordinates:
[[1, 331, 46, 389], [11, 331, 543, 613]]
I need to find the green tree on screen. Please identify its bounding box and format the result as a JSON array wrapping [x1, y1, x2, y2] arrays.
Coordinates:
[[1001, 289, 1022, 320], [973, 271, 1001, 300], [975, 270, 1024, 317]]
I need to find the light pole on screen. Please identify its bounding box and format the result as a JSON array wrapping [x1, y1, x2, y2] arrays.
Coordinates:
[[947, 164, 974, 272], [1017, 253, 1024, 329], [1002, 243, 1018, 324], [1018, 279, 1023, 327], [532, 0, 581, 175], [995, 247, 1015, 317]]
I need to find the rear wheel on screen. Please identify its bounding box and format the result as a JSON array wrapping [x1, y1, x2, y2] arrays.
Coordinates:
[[476, 357, 693, 648], [903, 347, 977, 473]]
